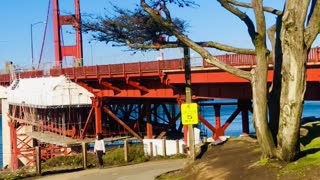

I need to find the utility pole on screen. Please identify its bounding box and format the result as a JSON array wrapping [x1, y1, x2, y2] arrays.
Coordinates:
[[183, 47, 195, 161], [30, 21, 46, 68]]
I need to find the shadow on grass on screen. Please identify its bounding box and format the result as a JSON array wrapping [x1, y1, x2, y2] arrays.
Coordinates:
[[299, 148, 320, 158], [300, 122, 320, 147], [299, 121, 320, 158]]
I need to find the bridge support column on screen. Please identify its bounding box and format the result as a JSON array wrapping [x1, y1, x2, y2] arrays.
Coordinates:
[[239, 100, 251, 136], [93, 97, 102, 135], [213, 105, 224, 139], [146, 103, 153, 139], [8, 121, 18, 170], [183, 125, 188, 145]]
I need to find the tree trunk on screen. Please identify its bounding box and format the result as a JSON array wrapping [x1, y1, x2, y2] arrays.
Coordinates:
[[276, 49, 307, 161], [251, 48, 277, 158], [277, 6, 308, 161], [268, 16, 283, 143]]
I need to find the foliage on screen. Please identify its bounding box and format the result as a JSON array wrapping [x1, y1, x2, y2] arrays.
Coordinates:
[[42, 155, 83, 169], [82, 4, 188, 51]]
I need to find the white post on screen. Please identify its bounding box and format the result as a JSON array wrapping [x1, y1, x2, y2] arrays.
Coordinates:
[[1, 99, 10, 168]]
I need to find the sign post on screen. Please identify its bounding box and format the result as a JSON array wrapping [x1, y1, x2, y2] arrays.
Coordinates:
[[183, 47, 197, 161]]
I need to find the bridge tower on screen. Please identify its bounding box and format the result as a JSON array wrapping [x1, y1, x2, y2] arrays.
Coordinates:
[[53, 0, 83, 68]]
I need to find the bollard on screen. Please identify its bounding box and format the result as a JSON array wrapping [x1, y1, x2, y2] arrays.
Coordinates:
[[149, 142, 153, 158], [162, 139, 167, 157], [124, 140, 128, 162], [82, 142, 87, 169], [35, 146, 41, 175]]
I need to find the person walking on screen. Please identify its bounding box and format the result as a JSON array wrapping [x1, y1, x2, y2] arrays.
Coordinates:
[[94, 133, 105, 168]]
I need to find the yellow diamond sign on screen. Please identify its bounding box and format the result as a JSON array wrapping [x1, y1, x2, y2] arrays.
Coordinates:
[[181, 103, 199, 125]]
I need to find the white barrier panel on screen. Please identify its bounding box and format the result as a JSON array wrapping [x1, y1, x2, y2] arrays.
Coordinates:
[[186, 127, 202, 146], [143, 139, 185, 157], [0, 86, 6, 99]]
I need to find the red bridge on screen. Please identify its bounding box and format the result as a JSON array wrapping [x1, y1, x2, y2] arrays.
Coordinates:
[[1, 0, 320, 170]]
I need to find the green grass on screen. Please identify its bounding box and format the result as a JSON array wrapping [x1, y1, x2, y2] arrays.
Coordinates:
[[301, 137, 320, 151], [279, 121, 320, 177], [280, 151, 320, 177], [0, 143, 187, 180], [0, 167, 37, 180], [42, 154, 83, 170]]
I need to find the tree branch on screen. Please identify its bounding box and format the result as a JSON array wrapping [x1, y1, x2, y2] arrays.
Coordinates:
[[197, 41, 256, 54], [141, 0, 252, 81], [125, 40, 179, 49], [126, 40, 257, 54], [305, 0, 320, 48], [267, 24, 276, 64], [160, 1, 172, 22], [217, 0, 257, 46], [252, 0, 267, 48], [226, 0, 282, 15]]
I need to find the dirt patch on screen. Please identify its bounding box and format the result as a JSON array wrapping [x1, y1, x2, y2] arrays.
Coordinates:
[[181, 137, 279, 180], [159, 136, 320, 180]]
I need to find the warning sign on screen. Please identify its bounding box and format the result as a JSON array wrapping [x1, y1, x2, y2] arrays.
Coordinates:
[[181, 103, 199, 125]]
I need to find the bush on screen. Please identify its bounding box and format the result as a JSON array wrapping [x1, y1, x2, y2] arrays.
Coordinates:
[[42, 155, 83, 170]]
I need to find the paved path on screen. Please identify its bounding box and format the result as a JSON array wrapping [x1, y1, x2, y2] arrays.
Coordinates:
[[36, 159, 187, 180]]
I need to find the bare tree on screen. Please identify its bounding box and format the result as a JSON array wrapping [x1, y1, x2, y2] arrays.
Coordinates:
[[83, 0, 320, 161]]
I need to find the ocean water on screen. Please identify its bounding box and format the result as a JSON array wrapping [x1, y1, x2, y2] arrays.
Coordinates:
[[201, 101, 320, 137], [0, 101, 319, 167]]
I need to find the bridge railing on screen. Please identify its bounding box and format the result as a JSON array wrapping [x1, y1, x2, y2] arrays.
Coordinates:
[[202, 47, 320, 67], [2, 47, 319, 83], [203, 54, 256, 68], [18, 70, 44, 79], [50, 58, 185, 77], [0, 70, 43, 85], [308, 47, 320, 63]]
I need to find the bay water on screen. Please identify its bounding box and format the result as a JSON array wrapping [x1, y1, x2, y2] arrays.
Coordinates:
[[0, 101, 319, 167]]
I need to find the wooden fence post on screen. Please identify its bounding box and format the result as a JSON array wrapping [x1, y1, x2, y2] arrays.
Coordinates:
[[35, 146, 41, 175], [176, 139, 180, 154], [82, 142, 87, 169], [149, 142, 153, 158], [124, 140, 128, 162], [162, 139, 167, 157]]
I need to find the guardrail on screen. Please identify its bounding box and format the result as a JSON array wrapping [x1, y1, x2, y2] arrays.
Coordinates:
[[1, 47, 319, 83]]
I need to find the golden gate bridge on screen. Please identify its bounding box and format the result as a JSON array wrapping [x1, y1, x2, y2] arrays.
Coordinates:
[[0, 0, 319, 170]]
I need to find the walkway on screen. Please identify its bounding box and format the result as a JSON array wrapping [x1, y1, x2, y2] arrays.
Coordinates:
[[36, 159, 187, 180]]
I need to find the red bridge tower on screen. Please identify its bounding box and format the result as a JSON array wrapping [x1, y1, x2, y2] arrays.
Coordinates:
[[53, 0, 83, 68]]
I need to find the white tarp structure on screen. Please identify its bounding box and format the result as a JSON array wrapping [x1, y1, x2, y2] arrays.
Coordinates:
[[0, 85, 7, 99], [7, 76, 93, 107]]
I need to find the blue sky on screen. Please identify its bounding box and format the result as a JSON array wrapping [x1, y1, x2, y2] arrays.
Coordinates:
[[0, 0, 318, 68]]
